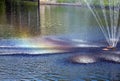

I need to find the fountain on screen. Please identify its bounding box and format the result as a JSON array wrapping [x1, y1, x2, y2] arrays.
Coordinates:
[[71, 0, 120, 64], [84, 0, 120, 50]]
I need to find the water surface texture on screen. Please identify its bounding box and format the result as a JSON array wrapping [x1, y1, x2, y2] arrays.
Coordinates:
[[0, 53, 120, 81], [0, 1, 120, 81]]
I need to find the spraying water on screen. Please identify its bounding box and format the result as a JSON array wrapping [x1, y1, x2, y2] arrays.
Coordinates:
[[84, 0, 120, 48]]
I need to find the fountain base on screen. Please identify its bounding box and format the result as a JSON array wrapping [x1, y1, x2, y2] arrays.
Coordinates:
[[102, 46, 116, 51]]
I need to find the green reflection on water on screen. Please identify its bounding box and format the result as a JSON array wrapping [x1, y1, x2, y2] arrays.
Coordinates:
[[40, 5, 104, 41], [0, 0, 40, 38], [1, 1, 116, 42], [0, 3, 104, 41]]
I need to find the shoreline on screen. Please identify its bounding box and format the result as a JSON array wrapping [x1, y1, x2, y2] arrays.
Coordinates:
[[40, 2, 83, 7], [40, 3, 120, 9]]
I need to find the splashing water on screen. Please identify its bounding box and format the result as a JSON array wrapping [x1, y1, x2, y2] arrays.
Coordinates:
[[84, 0, 120, 47]]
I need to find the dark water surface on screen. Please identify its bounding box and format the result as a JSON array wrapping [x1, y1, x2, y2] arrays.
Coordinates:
[[0, 52, 120, 81], [0, 1, 120, 81]]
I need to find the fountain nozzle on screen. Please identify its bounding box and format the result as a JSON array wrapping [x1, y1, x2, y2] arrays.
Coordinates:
[[103, 46, 116, 51]]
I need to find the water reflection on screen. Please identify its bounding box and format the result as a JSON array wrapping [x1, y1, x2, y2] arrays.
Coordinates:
[[40, 5, 105, 42], [0, 0, 40, 38], [40, 5, 68, 35], [0, 1, 105, 42], [0, 2, 120, 81], [0, 2, 108, 54]]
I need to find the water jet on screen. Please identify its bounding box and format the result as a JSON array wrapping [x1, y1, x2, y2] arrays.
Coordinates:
[[84, 0, 120, 48]]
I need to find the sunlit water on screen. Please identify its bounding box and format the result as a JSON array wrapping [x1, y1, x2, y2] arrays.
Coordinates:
[[0, 1, 120, 80]]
